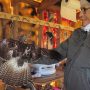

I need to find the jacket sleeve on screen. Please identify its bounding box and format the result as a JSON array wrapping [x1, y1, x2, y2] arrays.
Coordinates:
[[49, 38, 69, 61], [50, 29, 80, 61]]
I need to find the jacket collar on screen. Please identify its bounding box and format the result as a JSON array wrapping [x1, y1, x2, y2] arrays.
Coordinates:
[[82, 24, 90, 32]]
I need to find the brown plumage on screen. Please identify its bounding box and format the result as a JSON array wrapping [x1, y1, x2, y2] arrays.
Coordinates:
[[0, 57, 32, 86], [0, 39, 36, 90]]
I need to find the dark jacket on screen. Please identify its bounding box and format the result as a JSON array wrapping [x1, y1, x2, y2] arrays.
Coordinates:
[[55, 28, 90, 90]]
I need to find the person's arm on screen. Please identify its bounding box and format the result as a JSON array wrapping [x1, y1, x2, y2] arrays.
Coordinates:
[[48, 38, 69, 62], [49, 28, 82, 62], [40, 37, 69, 62]]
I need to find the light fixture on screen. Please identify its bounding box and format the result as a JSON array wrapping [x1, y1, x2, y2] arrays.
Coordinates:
[[33, 0, 43, 3]]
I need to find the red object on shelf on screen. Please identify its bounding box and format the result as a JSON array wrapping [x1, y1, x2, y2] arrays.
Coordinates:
[[42, 11, 59, 49]]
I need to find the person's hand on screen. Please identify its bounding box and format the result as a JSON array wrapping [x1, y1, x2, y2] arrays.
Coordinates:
[[49, 50, 63, 60]]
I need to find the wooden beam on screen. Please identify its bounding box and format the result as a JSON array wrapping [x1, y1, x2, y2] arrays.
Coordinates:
[[0, 12, 74, 31]]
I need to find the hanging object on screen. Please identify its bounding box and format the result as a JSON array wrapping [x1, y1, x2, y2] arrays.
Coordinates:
[[46, 32, 54, 39], [42, 10, 49, 48], [33, 0, 43, 3], [46, 31, 54, 45], [61, 0, 80, 22], [9, 20, 15, 39]]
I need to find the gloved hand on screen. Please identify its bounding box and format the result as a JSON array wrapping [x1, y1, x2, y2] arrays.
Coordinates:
[[41, 48, 63, 61], [49, 50, 63, 61]]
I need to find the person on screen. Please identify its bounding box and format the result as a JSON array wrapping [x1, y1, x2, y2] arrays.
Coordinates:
[[22, 1, 90, 89], [48, 0, 90, 90], [32, 0, 90, 90]]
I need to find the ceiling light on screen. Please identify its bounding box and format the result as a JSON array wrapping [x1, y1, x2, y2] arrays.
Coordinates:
[[33, 0, 43, 3]]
